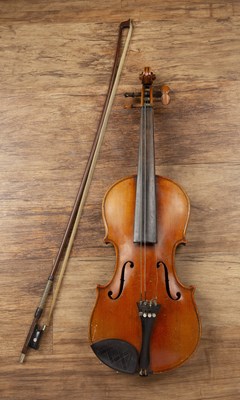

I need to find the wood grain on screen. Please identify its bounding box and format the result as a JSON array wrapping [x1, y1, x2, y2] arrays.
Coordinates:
[[0, 1, 239, 399]]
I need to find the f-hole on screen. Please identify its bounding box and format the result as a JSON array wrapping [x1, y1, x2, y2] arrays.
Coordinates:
[[108, 261, 134, 300], [156, 261, 181, 300]]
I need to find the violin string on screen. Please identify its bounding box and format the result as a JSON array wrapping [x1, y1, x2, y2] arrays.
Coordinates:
[[153, 106, 158, 302], [139, 106, 143, 301], [143, 103, 147, 300]]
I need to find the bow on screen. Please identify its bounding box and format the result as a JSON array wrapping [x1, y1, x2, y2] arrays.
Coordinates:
[[20, 19, 133, 363]]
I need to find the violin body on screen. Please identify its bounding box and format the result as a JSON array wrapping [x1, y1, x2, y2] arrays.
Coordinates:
[[89, 175, 200, 374], [89, 68, 200, 376]]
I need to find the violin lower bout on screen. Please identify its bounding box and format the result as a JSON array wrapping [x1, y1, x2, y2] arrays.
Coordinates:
[[89, 176, 200, 375]]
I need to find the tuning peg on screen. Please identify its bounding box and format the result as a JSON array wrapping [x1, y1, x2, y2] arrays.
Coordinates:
[[124, 102, 141, 109], [124, 92, 141, 98], [123, 86, 170, 108], [124, 92, 141, 109], [161, 85, 170, 105]]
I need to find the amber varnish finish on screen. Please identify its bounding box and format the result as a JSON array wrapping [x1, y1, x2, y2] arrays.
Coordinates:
[[90, 176, 200, 373]]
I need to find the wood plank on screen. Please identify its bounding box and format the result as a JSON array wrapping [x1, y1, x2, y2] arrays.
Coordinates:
[[1, 163, 240, 260], [0, 1, 239, 23], [1, 253, 239, 397]]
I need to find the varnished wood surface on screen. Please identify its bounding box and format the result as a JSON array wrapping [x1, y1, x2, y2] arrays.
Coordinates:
[[0, 1, 240, 399]]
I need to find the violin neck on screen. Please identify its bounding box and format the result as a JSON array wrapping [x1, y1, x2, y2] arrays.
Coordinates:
[[133, 99, 157, 244]]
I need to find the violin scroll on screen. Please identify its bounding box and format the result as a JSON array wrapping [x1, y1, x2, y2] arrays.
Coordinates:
[[139, 67, 156, 85]]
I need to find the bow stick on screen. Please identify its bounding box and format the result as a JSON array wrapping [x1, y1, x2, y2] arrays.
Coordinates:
[[20, 19, 133, 363]]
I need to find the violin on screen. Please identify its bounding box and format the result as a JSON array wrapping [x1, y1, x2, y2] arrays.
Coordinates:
[[89, 68, 200, 376]]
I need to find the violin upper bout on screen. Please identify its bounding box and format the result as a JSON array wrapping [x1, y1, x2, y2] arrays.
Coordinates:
[[155, 176, 190, 247], [102, 176, 137, 245]]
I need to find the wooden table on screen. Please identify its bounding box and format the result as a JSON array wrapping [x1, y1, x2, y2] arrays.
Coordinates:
[[0, 1, 239, 399]]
